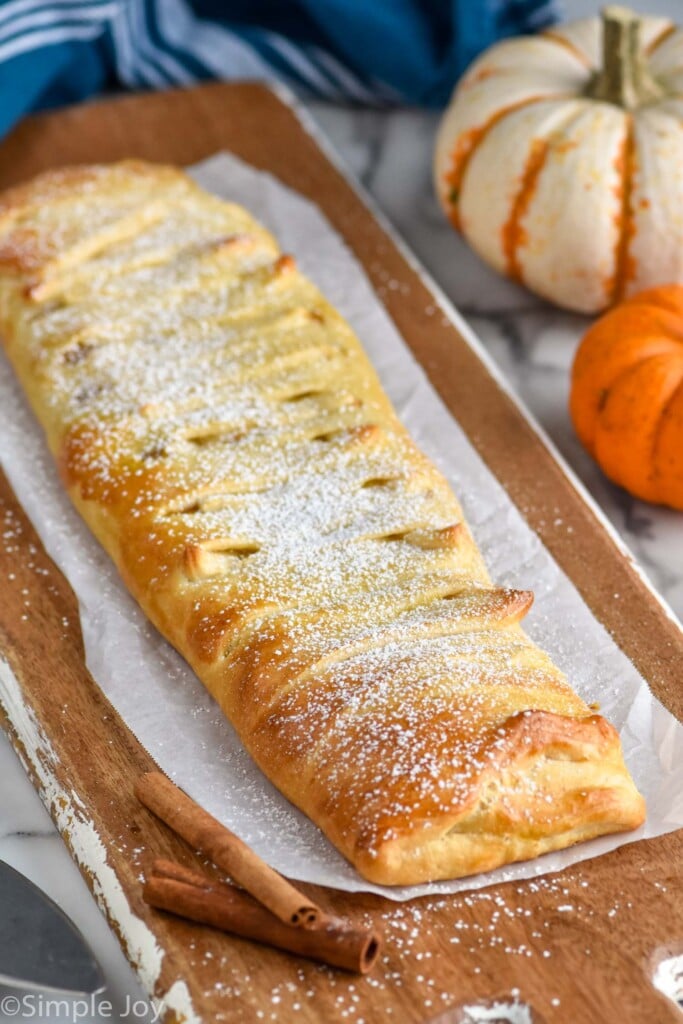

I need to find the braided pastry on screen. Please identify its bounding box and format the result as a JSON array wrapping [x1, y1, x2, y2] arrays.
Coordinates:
[[0, 162, 644, 884]]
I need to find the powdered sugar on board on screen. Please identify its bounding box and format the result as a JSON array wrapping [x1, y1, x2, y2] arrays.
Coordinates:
[[0, 151, 682, 900]]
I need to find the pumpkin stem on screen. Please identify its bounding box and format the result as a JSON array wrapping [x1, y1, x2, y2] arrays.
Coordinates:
[[588, 5, 664, 109]]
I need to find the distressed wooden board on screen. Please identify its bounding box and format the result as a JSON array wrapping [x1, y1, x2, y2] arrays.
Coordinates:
[[0, 82, 681, 1024]]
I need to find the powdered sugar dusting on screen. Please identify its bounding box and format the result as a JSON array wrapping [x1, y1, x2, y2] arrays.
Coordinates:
[[1, 156, 604, 878], [0, 152, 680, 900]]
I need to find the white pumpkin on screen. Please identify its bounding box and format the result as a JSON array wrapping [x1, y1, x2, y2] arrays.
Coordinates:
[[434, 5, 683, 313]]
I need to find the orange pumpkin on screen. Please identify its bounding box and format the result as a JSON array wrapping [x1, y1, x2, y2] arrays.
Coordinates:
[[570, 285, 683, 510]]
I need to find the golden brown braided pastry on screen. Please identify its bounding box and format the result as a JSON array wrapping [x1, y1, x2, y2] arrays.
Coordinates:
[[0, 162, 644, 884]]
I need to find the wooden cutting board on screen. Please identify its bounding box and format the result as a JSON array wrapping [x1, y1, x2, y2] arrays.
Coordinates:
[[0, 82, 681, 1024]]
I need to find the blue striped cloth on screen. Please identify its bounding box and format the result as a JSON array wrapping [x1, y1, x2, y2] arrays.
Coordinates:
[[1, 0, 558, 138]]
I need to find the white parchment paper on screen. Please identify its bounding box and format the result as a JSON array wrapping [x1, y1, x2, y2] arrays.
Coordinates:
[[1, 152, 681, 900]]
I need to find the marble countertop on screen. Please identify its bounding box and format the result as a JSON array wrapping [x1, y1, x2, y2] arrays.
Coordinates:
[[2, 57, 682, 1024]]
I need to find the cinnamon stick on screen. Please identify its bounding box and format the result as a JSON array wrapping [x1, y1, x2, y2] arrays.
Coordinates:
[[135, 771, 321, 927], [144, 858, 381, 974]]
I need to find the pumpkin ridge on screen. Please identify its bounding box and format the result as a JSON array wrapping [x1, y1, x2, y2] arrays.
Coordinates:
[[645, 21, 677, 55], [650, 364, 683, 480], [599, 347, 681, 405], [623, 286, 683, 320], [570, 320, 683, 452], [594, 352, 683, 500], [542, 30, 593, 68], [442, 94, 569, 231], [608, 117, 637, 305], [501, 140, 551, 284], [500, 104, 586, 286]]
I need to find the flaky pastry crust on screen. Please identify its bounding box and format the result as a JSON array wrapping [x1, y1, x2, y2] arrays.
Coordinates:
[[0, 162, 644, 884]]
